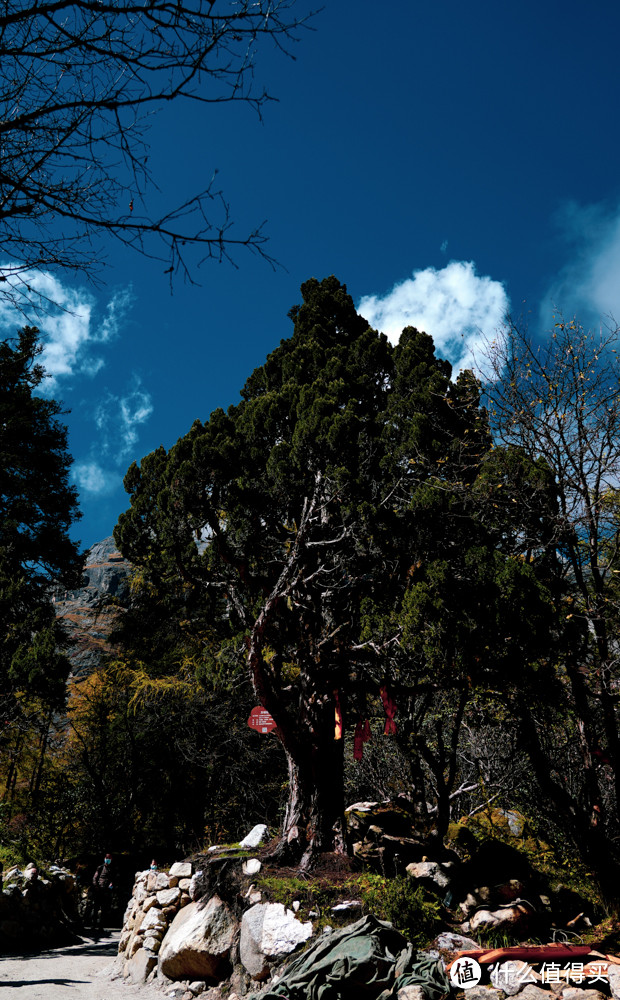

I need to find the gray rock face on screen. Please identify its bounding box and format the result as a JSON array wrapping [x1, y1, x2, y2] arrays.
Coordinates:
[[54, 536, 132, 679], [80, 537, 131, 597], [158, 896, 236, 981], [239, 902, 313, 980]]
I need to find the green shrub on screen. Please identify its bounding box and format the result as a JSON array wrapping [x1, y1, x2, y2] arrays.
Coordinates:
[[355, 874, 442, 947]]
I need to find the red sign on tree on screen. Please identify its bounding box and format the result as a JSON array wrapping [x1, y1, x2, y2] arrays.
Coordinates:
[[248, 706, 277, 733]]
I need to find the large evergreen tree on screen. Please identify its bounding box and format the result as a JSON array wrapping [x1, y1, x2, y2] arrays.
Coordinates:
[[0, 327, 83, 793], [115, 277, 554, 865]]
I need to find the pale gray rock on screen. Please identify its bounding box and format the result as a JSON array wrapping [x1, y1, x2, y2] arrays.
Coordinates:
[[158, 895, 236, 981], [143, 895, 160, 912], [469, 902, 533, 935], [127, 935, 144, 959], [240, 902, 313, 980], [242, 859, 262, 876], [188, 872, 204, 901], [461, 988, 503, 1000], [433, 931, 480, 953], [148, 871, 171, 891], [127, 948, 157, 984], [143, 934, 161, 953], [169, 862, 193, 878], [606, 964, 620, 999], [397, 987, 427, 1000], [406, 861, 451, 890], [562, 992, 606, 1000], [239, 824, 268, 849], [491, 960, 536, 996], [141, 906, 168, 935], [158, 887, 182, 907], [520, 987, 561, 1000], [331, 900, 362, 914]]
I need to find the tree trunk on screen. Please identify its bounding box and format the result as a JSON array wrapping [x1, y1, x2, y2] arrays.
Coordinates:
[[276, 725, 346, 869]]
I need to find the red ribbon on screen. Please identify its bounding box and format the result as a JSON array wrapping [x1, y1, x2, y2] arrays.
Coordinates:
[[353, 718, 372, 760], [380, 684, 397, 735]]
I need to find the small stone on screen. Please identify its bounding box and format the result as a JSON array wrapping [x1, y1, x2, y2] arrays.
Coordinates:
[[331, 900, 362, 914], [434, 932, 480, 953], [187, 983, 206, 996], [397, 987, 426, 1000], [143, 895, 160, 912], [242, 858, 262, 876], [492, 961, 536, 996], [406, 860, 451, 889], [143, 935, 161, 954], [148, 871, 170, 891], [519, 987, 556, 1000], [562, 992, 606, 1000], [127, 934, 143, 958], [157, 887, 181, 907], [461, 989, 503, 1000], [291, 901, 300, 912], [179, 878, 192, 891], [141, 906, 167, 934], [118, 930, 131, 953]]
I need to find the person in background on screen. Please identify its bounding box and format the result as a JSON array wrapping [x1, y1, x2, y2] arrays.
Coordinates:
[[87, 853, 114, 930]]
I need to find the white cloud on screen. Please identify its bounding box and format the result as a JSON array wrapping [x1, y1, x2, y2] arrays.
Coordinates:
[[72, 461, 117, 496], [542, 201, 620, 329], [94, 378, 154, 462], [0, 266, 132, 391], [358, 261, 509, 374]]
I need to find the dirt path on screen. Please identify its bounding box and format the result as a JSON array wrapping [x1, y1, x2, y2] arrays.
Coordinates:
[[0, 931, 164, 999]]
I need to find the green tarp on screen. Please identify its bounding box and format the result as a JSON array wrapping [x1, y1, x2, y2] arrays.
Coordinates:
[[249, 913, 450, 1000]]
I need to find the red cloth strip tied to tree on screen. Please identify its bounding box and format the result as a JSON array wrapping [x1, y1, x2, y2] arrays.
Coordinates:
[[353, 719, 372, 760], [380, 685, 397, 735]]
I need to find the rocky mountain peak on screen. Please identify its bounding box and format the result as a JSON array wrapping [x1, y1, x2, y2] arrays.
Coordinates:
[[54, 536, 132, 679]]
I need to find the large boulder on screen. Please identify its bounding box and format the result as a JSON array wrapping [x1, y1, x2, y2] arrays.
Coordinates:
[[240, 902, 313, 980], [158, 895, 236, 981]]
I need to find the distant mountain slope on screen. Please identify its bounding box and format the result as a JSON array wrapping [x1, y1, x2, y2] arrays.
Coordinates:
[[54, 536, 131, 679]]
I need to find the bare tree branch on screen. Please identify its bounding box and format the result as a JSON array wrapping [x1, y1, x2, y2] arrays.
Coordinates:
[[0, 0, 316, 305]]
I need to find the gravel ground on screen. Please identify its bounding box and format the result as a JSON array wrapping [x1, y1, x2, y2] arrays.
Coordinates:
[[0, 930, 165, 1000]]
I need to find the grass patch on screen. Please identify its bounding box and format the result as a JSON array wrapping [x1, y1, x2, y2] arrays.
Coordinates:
[[255, 871, 442, 947]]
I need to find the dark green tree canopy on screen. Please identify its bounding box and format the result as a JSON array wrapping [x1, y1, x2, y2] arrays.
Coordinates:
[[115, 277, 556, 863], [0, 327, 83, 712]]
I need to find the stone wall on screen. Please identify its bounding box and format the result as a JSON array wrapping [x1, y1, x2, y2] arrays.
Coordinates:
[[0, 863, 81, 952]]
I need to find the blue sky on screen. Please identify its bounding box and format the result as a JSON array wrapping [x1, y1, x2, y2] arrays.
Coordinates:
[[4, 1, 620, 549]]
